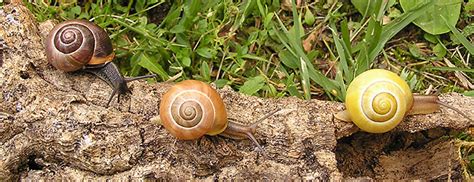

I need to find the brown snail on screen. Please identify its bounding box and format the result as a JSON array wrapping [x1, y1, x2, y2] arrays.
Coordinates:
[[45, 19, 156, 106], [158, 80, 279, 151], [335, 69, 472, 133]]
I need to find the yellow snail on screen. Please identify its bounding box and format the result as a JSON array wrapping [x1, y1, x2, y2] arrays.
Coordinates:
[[335, 69, 472, 133], [45, 19, 156, 106], [157, 80, 279, 151]]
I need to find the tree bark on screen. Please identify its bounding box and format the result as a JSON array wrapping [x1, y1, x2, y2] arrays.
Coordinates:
[[0, 2, 473, 180]]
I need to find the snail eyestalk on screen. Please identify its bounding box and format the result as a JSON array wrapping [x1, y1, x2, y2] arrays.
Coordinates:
[[125, 74, 157, 82], [224, 108, 281, 153], [250, 108, 282, 129], [436, 100, 473, 122], [409, 95, 472, 122]]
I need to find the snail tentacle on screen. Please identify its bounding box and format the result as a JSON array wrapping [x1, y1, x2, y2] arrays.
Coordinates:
[[436, 100, 473, 122], [223, 108, 281, 153]]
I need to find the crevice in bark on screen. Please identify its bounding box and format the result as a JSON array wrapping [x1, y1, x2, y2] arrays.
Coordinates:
[[25, 155, 44, 170], [335, 127, 463, 180]]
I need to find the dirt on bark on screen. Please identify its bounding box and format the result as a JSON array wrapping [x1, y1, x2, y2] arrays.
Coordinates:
[[0, 2, 473, 181]]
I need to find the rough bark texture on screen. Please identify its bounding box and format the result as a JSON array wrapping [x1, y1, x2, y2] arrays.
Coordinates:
[[0, 2, 473, 181]]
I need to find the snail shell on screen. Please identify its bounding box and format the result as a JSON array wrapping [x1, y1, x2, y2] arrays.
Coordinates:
[[45, 19, 114, 72], [159, 80, 228, 140], [344, 69, 413, 133]]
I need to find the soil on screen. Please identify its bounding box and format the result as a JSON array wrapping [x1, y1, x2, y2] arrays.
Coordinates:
[[147, 2, 171, 25], [0, 2, 473, 181]]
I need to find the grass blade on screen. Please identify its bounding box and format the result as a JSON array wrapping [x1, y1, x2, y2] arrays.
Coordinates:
[[300, 58, 311, 99], [441, 15, 474, 55], [425, 67, 474, 73], [367, 0, 435, 65], [137, 53, 170, 80], [273, 14, 340, 99], [330, 23, 352, 83]]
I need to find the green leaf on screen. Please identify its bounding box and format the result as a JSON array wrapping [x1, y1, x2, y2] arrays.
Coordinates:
[[239, 75, 266, 96], [330, 23, 352, 82], [463, 24, 474, 37], [432, 43, 446, 58], [466, 1, 474, 11], [351, 0, 395, 17], [130, 53, 142, 76], [423, 33, 438, 43], [135, 0, 146, 12], [264, 13, 274, 28], [170, 24, 185, 33], [200, 61, 210, 81], [340, 19, 352, 55], [304, 6, 315, 26], [196, 47, 215, 59], [300, 58, 310, 99], [425, 67, 474, 72], [469, 154, 474, 161], [215, 79, 229, 88], [400, 0, 462, 35], [408, 43, 425, 59], [355, 43, 369, 75], [367, 0, 434, 65], [175, 48, 191, 67], [272, 1, 341, 100], [70, 6, 82, 16], [284, 73, 302, 98], [365, 16, 383, 54], [181, 57, 191, 67], [279, 50, 299, 69], [463, 90, 474, 97], [137, 53, 169, 80]]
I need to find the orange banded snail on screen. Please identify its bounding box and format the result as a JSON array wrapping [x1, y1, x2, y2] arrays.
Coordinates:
[[45, 19, 156, 106], [335, 69, 472, 133], [157, 80, 280, 151]]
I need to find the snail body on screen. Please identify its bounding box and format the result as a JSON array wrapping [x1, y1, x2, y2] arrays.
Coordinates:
[[335, 69, 440, 133], [45, 19, 155, 106], [159, 80, 278, 150]]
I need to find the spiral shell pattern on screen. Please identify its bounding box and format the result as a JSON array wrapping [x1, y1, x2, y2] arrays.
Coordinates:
[[345, 69, 413, 133], [160, 80, 228, 140], [45, 19, 114, 72]]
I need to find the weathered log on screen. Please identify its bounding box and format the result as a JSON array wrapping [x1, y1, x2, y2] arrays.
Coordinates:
[[1, 2, 473, 180]]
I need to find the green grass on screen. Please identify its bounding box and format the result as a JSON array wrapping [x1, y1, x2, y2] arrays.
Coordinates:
[[24, 0, 473, 100]]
